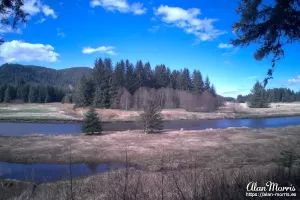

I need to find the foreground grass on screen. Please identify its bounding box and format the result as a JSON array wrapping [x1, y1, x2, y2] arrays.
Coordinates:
[[1, 126, 300, 171], [1, 161, 300, 200], [1, 102, 300, 123], [1, 126, 300, 199]]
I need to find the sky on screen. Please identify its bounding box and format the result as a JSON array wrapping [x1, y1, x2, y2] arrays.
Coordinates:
[[0, 0, 299, 97]]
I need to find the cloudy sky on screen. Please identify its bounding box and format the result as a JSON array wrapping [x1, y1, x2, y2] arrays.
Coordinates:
[[0, 0, 299, 97]]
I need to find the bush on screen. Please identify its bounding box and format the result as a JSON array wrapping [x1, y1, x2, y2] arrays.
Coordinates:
[[139, 97, 164, 133], [82, 107, 102, 135]]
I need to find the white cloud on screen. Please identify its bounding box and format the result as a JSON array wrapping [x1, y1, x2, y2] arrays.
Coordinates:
[[90, 0, 101, 7], [22, 0, 57, 18], [288, 76, 300, 84], [0, 24, 22, 34], [56, 28, 65, 38], [148, 25, 159, 33], [90, 0, 146, 15], [222, 48, 239, 56], [22, 0, 40, 16], [218, 43, 233, 49], [0, 40, 59, 62], [35, 18, 46, 24], [42, 5, 57, 18], [154, 5, 226, 42], [82, 46, 116, 55], [224, 60, 230, 65]]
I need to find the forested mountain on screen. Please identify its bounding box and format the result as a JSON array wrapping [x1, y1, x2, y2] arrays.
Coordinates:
[[0, 64, 92, 87]]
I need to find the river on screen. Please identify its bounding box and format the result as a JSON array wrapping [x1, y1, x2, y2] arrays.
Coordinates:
[[0, 116, 300, 136]]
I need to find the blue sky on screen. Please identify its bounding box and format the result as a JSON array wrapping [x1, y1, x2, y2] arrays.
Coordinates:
[[0, 0, 299, 97]]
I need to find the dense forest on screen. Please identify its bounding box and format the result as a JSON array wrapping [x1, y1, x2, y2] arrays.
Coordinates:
[[0, 64, 92, 87], [0, 81, 66, 103], [237, 88, 300, 103], [73, 58, 223, 112]]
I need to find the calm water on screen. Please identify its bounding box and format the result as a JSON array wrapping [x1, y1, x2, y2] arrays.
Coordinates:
[[0, 116, 300, 136], [0, 162, 124, 183]]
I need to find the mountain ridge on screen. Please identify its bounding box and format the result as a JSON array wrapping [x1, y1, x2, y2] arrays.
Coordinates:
[[0, 64, 93, 87]]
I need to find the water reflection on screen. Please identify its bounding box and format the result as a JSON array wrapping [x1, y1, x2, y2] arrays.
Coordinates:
[[0, 162, 124, 183]]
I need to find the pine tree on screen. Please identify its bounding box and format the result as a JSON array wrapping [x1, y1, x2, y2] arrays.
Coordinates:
[[74, 76, 95, 107], [204, 76, 211, 91], [154, 65, 170, 88], [135, 60, 146, 87], [92, 58, 107, 108], [143, 62, 153, 88], [169, 70, 180, 89], [248, 81, 270, 108], [109, 73, 119, 108], [209, 84, 217, 97], [232, 0, 300, 85], [16, 84, 29, 102], [179, 68, 192, 91], [28, 85, 38, 103], [37, 85, 47, 103], [125, 60, 137, 94], [192, 70, 204, 93], [0, 84, 7, 102], [82, 107, 102, 135], [139, 98, 164, 133], [4, 86, 12, 103], [114, 60, 126, 87]]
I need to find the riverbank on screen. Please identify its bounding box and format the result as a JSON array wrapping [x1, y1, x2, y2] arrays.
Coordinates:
[[1, 126, 300, 199], [1, 126, 300, 170], [1, 102, 300, 123]]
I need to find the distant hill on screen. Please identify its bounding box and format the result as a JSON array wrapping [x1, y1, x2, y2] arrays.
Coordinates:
[[0, 64, 92, 87]]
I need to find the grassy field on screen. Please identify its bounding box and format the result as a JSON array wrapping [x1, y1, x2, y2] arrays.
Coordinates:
[[1, 102, 300, 123], [1, 126, 300, 169], [1, 126, 300, 199]]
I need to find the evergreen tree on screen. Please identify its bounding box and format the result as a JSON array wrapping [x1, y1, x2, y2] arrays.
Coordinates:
[[108, 72, 119, 108], [4, 86, 12, 103], [209, 84, 217, 97], [16, 84, 29, 102], [114, 60, 126, 87], [169, 70, 180, 89], [248, 81, 270, 108], [0, 84, 7, 102], [82, 107, 102, 135], [125, 60, 137, 94], [153, 64, 170, 88], [37, 85, 47, 103], [204, 76, 211, 91], [135, 60, 146, 87], [179, 68, 192, 91], [74, 76, 95, 106], [143, 62, 153, 88], [139, 98, 164, 133], [28, 85, 38, 103], [232, 0, 300, 85], [192, 70, 204, 93]]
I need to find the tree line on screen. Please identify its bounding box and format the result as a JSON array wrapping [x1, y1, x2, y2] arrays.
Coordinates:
[[74, 58, 222, 112], [237, 87, 300, 104], [0, 81, 66, 103]]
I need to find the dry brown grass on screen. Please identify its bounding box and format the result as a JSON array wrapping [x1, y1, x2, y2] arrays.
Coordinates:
[[1, 160, 299, 200], [1, 126, 300, 171], [2, 102, 300, 122]]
